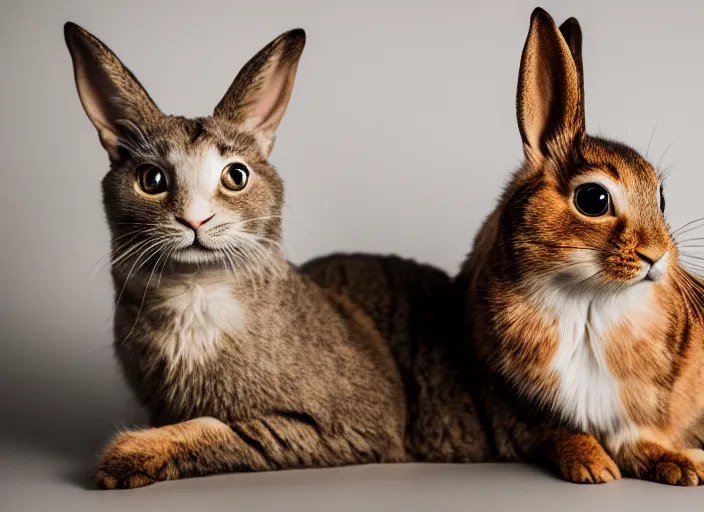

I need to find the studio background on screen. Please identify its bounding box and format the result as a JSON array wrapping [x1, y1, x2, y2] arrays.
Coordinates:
[[2, 0, 704, 508]]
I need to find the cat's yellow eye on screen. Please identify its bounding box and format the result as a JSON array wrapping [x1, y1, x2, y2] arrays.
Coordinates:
[[136, 165, 168, 195], [221, 163, 250, 192]]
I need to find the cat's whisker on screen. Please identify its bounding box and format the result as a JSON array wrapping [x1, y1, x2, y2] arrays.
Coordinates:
[[157, 245, 179, 289], [230, 215, 283, 225], [112, 236, 171, 269], [120, 240, 174, 345], [114, 237, 174, 309], [225, 233, 277, 281], [112, 228, 166, 242], [116, 222, 174, 227], [92, 232, 155, 279], [238, 234, 278, 273], [111, 238, 156, 269]]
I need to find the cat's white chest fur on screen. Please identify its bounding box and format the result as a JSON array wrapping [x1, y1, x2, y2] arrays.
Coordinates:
[[151, 277, 244, 372], [537, 284, 654, 434]]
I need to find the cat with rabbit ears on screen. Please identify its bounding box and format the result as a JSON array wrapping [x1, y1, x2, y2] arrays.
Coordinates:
[[459, 7, 704, 486], [64, 23, 409, 489]]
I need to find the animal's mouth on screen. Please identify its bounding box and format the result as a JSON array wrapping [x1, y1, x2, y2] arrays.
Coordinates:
[[191, 237, 208, 250], [179, 231, 217, 253], [171, 245, 223, 266]]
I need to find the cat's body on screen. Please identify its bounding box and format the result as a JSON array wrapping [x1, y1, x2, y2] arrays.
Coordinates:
[[114, 263, 405, 446], [304, 255, 547, 466], [302, 253, 492, 463], [65, 22, 504, 490], [65, 24, 417, 488]]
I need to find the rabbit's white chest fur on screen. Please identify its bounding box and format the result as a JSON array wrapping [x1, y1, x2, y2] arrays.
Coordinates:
[[150, 277, 245, 372], [537, 283, 655, 434]]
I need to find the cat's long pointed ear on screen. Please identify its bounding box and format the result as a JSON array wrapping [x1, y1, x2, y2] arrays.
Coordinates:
[[64, 22, 163, 159], [517, 8, 585, 164], [213, 29, 306, 157]]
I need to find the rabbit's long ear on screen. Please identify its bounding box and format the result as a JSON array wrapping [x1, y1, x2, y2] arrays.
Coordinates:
[[64, 23, 163, 159], [517, 8, 585, 163], [559, 17, 585, 116], [213, 29, 306, 157]]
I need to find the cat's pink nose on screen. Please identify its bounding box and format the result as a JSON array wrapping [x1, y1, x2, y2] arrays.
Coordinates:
[[176, 214, 214, 231]]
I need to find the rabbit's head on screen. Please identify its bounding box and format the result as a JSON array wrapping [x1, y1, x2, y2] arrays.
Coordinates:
[[497, 8, 673, 295], [65, 23, 305, 271]]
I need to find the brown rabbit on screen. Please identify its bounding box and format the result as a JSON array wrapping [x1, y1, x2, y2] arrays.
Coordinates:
[[64, 23, 412, 489], [310, 8, 704, 487], [458, 7, 704, 486]]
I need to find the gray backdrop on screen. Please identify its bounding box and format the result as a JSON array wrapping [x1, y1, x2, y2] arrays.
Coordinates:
[[2, 0, 704, 510]]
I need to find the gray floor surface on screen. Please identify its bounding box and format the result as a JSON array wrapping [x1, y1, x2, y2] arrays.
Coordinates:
[[3, 439, 704, 512]]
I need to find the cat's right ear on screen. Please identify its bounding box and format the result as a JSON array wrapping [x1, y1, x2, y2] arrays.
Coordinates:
[[517, 8, 585, 165], [64, 22, 162, 159], [213, 29, 306, 158]]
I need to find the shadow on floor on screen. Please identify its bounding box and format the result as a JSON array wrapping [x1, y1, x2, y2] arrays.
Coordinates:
[[0, 341, 146, 489]]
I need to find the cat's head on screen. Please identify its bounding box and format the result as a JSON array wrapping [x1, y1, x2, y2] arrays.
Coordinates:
[[64, 23, 305, 271]]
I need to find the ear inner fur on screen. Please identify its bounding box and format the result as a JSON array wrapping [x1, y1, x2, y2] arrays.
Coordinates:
[[516, 9, 584, 163], [558, 17, 585, 127], [213, 29, 306, 156], [64, 22, 163, 158]]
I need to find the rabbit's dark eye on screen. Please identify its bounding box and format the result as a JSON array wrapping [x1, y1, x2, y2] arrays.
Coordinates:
[[221, 162, 250, 192], [137, 165, 167, 195], [660, 185, 666, 213], [574, 183, 610, 217]]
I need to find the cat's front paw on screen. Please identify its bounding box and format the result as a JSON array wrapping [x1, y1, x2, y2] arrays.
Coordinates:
[[650, 450, 704, 487], [96, 430, 177, 489]]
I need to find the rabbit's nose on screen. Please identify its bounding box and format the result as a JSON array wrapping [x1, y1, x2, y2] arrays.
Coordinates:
[[636, 247, 666, 266], [639, 249, 669, 281]]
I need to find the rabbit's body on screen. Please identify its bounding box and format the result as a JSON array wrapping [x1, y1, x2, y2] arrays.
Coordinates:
[[459, 9, 704, 485], [462, 146, 704, 445]]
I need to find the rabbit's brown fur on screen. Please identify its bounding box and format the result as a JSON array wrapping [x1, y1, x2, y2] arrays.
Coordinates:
[[458, 8, 704, 486]]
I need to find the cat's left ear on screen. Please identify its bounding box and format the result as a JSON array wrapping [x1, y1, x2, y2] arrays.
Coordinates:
[[64, 22, 163, 159], [213, 29, 306, 157]]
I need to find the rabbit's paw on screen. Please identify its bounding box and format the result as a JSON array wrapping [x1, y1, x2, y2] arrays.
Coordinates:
[[649, 449, 704, 487], [555, 432, 621, 484]]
